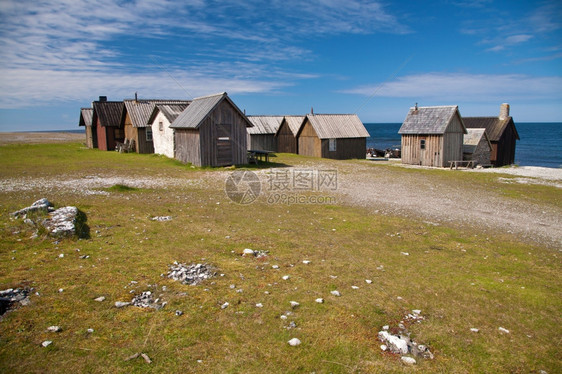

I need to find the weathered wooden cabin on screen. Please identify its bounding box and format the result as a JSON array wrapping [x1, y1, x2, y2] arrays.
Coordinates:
[[78, 107, 96, 148], [123, 98, 191, 154], [170, 92, 253, 167], [92, 97, 125, 151], [296, 114, 369, 159], [275, 115, 305, 154], [399, 105, 466, 167], [148, 103, 190, 158], [463, 104, 519, 167], [463, 128, 492, 166], [246, 115, 283, 151]]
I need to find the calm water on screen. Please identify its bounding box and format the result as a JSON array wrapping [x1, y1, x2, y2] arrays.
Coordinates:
[[365, 122, 562, 168]]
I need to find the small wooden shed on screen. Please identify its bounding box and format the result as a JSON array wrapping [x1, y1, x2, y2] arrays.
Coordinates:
[[399, 105, 466, 167], [296, 114, 369, 159], [275, 115, 305, 154], [148, 103, 190, 158], [92, 97, 125, 151], [79, 107, 96, 148], [246, 115, 283, 151], [123, 98, 191, 154], [463, 104, 519, 167], [170, 92, 253, 167], [463, 128, 492, 166]]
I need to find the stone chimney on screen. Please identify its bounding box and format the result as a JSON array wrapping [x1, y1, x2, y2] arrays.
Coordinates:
[[499, 103, 510, 119]]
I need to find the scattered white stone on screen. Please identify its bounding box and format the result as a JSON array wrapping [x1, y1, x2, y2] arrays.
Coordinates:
[[87, 328, 94, 333], [151, 216, 172, 221], [330, 290, 341, 297], [302, 260, 311, 264], [47, 326, 62, 332], [401, 252, 409, 256], [58, 288, 64, 293], [498, 327, 510, 334], [290, 301, 300, 308], [41, 340, 52, 348], [242, 248, 255, 256], [365, 279, 373, 284], [378, 331, 409, 354], [272, 265, 279, 269], [412, 309, 421, 315], [351, 286, 359, 289], [401, 356, 416, 365], [221, 302, 229, 309], [282, 275, 290, 280], [470, 328, 479, 333], [280, 315, 288, 320], [315, 298, 324, 304], [94, 296, 105, 302], [58, 253, 64, 258], [382, 325, 389, 330], [255, 303, 263, 308], [397, 296, 403, 300], [115, 301, 131, 308], [288, 338, 301, 346]]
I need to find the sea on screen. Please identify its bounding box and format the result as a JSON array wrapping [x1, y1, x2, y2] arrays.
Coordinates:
[[364, 122, 562, 169]]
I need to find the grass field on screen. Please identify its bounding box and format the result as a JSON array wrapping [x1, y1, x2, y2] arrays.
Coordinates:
[[0, 143, 560, 373]]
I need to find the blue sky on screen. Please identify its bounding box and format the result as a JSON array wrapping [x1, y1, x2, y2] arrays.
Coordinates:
[[0, 0, 561, 131]]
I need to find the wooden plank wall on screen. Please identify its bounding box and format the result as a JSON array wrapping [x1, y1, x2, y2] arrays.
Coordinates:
[[321, 138, 366, 159], [401, 134, 443, 166], [298, 120, 321, 157], [175, 129, 201, 166], [249, 134, 277, 152], [136, 128, 154, 154], [495, 124, 517, 166], [95, 119, 108, 151], [85, 126, 94, 148], [276, 121, 297, 153]]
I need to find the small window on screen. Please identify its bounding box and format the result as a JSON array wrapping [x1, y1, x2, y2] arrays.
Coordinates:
[[218, 137, 230, 141], [420, 139, 426, 150], [329, 138, 336, 152], [158, 120, 163, 131], [146, 128, 153, 142]]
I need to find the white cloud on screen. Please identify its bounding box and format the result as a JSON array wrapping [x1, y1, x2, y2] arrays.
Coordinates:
[[343, 73, 562, 102]]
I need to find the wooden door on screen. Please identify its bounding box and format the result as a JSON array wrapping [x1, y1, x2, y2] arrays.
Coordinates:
[[216, 124, 232, 166]]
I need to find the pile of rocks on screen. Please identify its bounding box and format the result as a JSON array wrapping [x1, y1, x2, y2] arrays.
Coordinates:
[[0, 288, 30, 316], [167, 262, 216, 285], [132, 291, 166, 310], [378, 310, 434, 365], [11, 198, 86, 238]]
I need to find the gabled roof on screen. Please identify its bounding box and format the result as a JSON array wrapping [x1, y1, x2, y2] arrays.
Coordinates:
[[247, 116, 284, 135], [463, 116, 519, 141], [296, 114, 369, 139], [92, 101, 124, 127], [170, 92, 253, 129], [148, 103, 190, 125], [275, 115, 306, 137], [124, 99, 191, 128], [399, 105, 466, 135], [463, 128, 492, 154], [79, 108, 93, 127]]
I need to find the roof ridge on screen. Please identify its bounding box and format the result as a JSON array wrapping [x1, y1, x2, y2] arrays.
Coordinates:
[[192, 92, 227, 101]]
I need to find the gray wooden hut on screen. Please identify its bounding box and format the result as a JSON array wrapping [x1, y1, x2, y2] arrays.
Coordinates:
[[275, 115, 305, 154], [296, 114, 369, 159], [463, 104, 519, 167], [463, 128, 492, 166], [399, 105, 466, 167], [170, 92, 253, 167], [79, 107, 96, 148], [246, 115, 283, 151], [123, 98, 191, 154]]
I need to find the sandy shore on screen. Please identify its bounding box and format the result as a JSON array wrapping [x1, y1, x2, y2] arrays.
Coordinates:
[[0, 132, 84, 145]]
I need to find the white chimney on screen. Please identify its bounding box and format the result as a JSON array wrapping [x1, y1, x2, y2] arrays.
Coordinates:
[[499, 103, 510, 119]]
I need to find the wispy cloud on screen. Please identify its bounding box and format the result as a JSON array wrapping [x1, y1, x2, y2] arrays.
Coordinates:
[[0, 0, 407, 108], [342, 72, 562, 102]]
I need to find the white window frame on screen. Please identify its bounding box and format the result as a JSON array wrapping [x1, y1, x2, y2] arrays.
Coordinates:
[[329, 138, 336, 152], [146, 128, 153, 142]]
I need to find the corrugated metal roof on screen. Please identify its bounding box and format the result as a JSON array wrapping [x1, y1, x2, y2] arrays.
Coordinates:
[[281, 115, 306, 136], [463, 116, 519, 142], [247, 116, 284, 134], [399, 106, 461, 134], [93, 101, 124, 127], [124, 99, 190, 128], [154, 104, 190, 124], [170, 92, 253, 129], [79, 108, 93, 127], [301, 114, 369, 139]]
